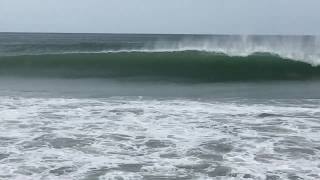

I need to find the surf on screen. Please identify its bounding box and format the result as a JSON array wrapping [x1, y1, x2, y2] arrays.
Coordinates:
[[0, 51, 320, 82]]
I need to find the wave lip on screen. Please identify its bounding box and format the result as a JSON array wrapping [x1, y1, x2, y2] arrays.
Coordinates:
[[0, 51, 320, 82], [1, 34, 320, 66]]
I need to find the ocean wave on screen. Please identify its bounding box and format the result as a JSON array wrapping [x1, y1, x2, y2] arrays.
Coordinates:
[[0, 51, 320, 82], [1, 48, 320, 66], [1, 34, 320, 66]]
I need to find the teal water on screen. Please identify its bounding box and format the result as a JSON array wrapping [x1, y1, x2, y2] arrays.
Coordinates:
[[0, 52, 320, 81]]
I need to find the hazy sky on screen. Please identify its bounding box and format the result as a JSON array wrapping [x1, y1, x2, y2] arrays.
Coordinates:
[[0, 0, 319, 35]]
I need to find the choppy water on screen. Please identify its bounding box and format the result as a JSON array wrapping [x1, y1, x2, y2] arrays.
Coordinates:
[[0, 95, 320, 180]]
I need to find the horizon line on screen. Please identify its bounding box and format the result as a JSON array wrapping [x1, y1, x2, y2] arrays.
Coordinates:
[[0, 31, 317, 37]]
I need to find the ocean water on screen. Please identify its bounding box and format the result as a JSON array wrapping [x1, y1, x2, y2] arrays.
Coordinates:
[[0, 33, 320, 180]]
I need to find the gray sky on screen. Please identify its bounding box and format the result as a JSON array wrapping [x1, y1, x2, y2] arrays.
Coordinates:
[[0, 0, 319, 35]]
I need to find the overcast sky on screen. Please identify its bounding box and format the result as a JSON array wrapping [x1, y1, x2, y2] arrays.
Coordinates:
[[0, 0, 319, 35]]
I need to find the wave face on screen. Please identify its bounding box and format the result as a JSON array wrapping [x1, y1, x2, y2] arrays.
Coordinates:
[[1, 33, 320, 81], [1, 52, 320, 81]]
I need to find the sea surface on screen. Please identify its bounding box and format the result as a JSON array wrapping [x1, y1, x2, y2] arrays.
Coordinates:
[[0, 33, 320, 180]]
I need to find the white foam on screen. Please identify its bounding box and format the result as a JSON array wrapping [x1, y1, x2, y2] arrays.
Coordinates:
[[0, 97, 320, 179]]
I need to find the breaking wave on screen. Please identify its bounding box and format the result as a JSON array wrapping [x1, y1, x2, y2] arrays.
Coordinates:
[[1, 33, 320, 81], [0, 51, 320, 82]]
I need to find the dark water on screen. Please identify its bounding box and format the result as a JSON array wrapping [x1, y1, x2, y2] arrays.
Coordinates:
[[0, 33, 320, 180], [1, 52, 320, 82]]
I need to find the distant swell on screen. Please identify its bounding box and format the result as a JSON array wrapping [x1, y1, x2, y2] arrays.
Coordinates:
[[0, 51, 320, 82]]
